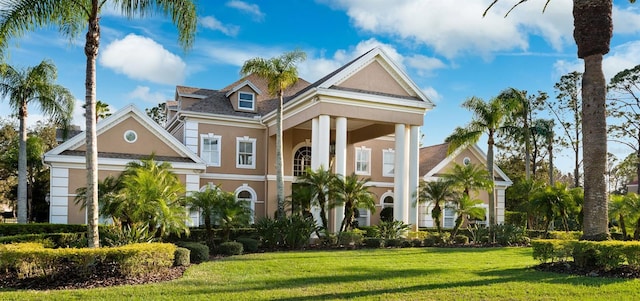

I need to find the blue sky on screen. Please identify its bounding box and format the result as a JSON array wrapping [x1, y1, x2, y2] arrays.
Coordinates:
[[1, 0, 640, 173]]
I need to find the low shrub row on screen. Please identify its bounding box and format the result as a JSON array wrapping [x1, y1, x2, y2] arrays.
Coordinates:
[[0, 242, 176, 279], [0, 224, 89, 236], [0, 233, 88, 248], [531, 239, 640, 270]]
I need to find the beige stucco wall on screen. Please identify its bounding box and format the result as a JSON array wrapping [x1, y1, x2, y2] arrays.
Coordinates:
[[227, 85, 258, 113], [74, 117, 182, 158], [433, 148, 493, 206], [337, 60, 411, 97], [197, 123, 266, 175]]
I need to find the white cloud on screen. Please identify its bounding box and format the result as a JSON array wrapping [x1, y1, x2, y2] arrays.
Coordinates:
[[324, 0, 578, 59], [200, 16, 240, 37], [613, 6, 640, 35], [553, 41, 640, 81], [405, 54, 447, 76], [227, 0, 265, 21], [126, 86, 168, 104], [99, 34, 186, 85], [422, 86, 441, 103]]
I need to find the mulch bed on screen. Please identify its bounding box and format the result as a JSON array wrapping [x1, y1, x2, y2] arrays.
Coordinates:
[[0, 264, 188, 291], [534, 262, 640, 279]]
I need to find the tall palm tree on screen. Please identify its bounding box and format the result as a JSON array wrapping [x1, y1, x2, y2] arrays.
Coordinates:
[[0, 0, 198, 248], [83, 100, 111, 122], [485, 0, 634, 241], [333, 173, 376, 233], [445, 96, 513, 226], [240, 50, 306, 218], [0, 60, 73, 224], [443, 163, 493, 204], [295, 167, 335, 231], [499, 88, 532, 179], [417, 179, 457, 233]]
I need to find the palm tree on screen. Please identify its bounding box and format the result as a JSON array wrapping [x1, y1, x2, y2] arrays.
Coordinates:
[[417, 179, 457, 233], [0, 0, 198, 248], [499, 88, 532, 179], [82, 100, 111, 122], [117, 158, 188, 239], [609, 194, 629, 240], [0, 60, 74, 224], [295, 167, 335, 231], [444, 163, 493, 201], [240, 50, 306, 218], [333, 173, 376, 233], [186, 185, 221, 246], [445, 96, 513, 226], [209, 190, 252, 242], [531, 183, 576, 233], [485, 0, 632, 241], [449, 195, 486, 237]]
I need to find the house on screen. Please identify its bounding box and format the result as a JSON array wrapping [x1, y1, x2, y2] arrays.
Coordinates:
[[44, 47, 505, 231], [628, 179, 638, 193], [417, 142, 512, 229]]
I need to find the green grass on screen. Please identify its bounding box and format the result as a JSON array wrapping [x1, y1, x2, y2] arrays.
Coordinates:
[[2, 247, 640, 300]]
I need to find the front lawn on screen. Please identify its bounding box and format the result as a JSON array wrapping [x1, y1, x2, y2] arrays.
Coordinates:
[[2, 247, 640, 300]]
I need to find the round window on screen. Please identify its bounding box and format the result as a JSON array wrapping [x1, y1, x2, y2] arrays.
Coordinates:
[[463, 157, 471, 166], [124, 130, 137, 143]]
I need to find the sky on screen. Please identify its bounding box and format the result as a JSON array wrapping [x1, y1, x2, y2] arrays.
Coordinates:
[[1, 0, 640, 173]]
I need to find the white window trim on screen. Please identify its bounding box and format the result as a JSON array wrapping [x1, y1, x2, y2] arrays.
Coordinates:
[[236, 136, 257, 169], [200, 133, 222, 167], [356, 208, 371, 227], [238, 91, 255, 111], [355, 146, 371, 176], [235, 184, 257, 223], [382, 149, 395, 177]]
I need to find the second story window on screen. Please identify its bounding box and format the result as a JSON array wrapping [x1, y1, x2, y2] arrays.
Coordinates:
[[238, 92, 255, 111], [237, 137, 256, 169], [382, 149, 395, 177], [201, 134, 221, 167], [355, 147, 371, 175]]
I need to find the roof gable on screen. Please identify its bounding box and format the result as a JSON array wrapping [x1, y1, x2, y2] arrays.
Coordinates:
[[45, 104, 205, 166]]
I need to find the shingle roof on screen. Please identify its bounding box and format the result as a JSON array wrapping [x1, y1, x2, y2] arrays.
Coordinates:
[[419, 142, 450, 176], [60, 150, 197, 163]]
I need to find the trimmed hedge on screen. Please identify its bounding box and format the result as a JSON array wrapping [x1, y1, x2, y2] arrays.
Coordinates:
[[0, 233, 87, 248], [363, 237, 384, 248], [0, 242, 175, 279], [235, 237, 259, 253], [531, 239, 640, 271], [0, 224, 89, 236], [548, 231, 582, 240], [174, 247, 191, 266], [175, 241, 209, 263], [218, 242, 243, 256]]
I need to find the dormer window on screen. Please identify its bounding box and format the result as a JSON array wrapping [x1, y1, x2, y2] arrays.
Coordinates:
[[238, 92, 255, 111]]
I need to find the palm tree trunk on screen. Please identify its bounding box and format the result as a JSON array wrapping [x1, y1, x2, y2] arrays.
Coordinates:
[[619, 214, 626, 240], [548, 134, 554, 186], [524, 105, 531, 180], [575, 0, 612, 240], [17, 102, 28, 223], [85, 5, 100, 248], [276, 91, 285, 218], [487, 132, 496, 227]]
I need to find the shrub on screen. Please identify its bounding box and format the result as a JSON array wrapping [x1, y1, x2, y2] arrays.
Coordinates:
[[357, 226, 379, 238], [255, 215, 317, 250], [411, 239, 423, 247], [424, 232, 451, 246], [235, 237, 259, 253], [385, 238, 403, 247], [0, 223, 88, 236], [363, 237, 384, 248], [548, 231, 582, 240], [401, 240, 412, 248], [376, 220, 410, 240], [504, 211, 527, 228], [318, 232, 338, 246], [407, 231, 429, 240], [254, 217, 280, 250], [101, 224, 157, 247], [454, 235, 469, 245], [338, 230, 364, 247], [467, 225, 489, 244], [175, 241, 209, 263], [218, 242, 243, 256], [531, 239, 575, 263], [492, 224, 528, 246], [173, 247, 190, 266]]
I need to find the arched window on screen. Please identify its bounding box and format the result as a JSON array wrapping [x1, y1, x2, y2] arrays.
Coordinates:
[[379, 192, 394, 222], [235, 184, 257, 223], [293, 146, 312, 176], [383, 195, 394, 208]]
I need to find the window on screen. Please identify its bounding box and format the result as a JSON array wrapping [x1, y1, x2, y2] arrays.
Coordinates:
[[235, 184, 256, 223], [123, 130, 137, 143], [236, 137, 256, 169], [463, 157, 471, 166], [443, 203, 456, 229], [293, 146, 312, 176], [201, 134, 221, 166], [355, 147, 371, 175], [238, 92, 255, 110], [356, 208, 369, 227], [382, 149, 395, 177]]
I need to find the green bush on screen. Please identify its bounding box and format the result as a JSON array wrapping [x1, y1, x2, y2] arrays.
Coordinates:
[[411, 239, 423, 247], [218, 242, 243, 256], [255, 215, 317, 250], [376, 220, 410, 240], [338, 230, 364, 247], [357, 226, 379, 238], [363, 237, 384, 248], [407, 231, 429, 240], [493, 224, 528, 246], [379, 207, 393, 222], [0, 223, 88, 236], [101, 224, 157, 247], [385, 238, 403, 247], [454, 235, 469, 245], [424, 232, 450, 246], [400, 240, 412, 248], [235, 237, 259, 253], [504, 211, 527, 228], [548, 231, 582, 240], [531, 240, 640, 271], [0, 242, 175, 279], [531, 239, 575, 263], [175, 241, 209, 263], [173, 247, 190, 266]]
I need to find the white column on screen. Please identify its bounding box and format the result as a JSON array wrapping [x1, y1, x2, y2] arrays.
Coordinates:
[[394, 124, 408, 223], [334, 117, 347, 231], [311, 118, 319, 169], [185, 174, 201, 227], [497, 188, 506, 224], [49, 167, 69, 224], [408, 125, 420, 230], [318, 115, 331, 169]]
